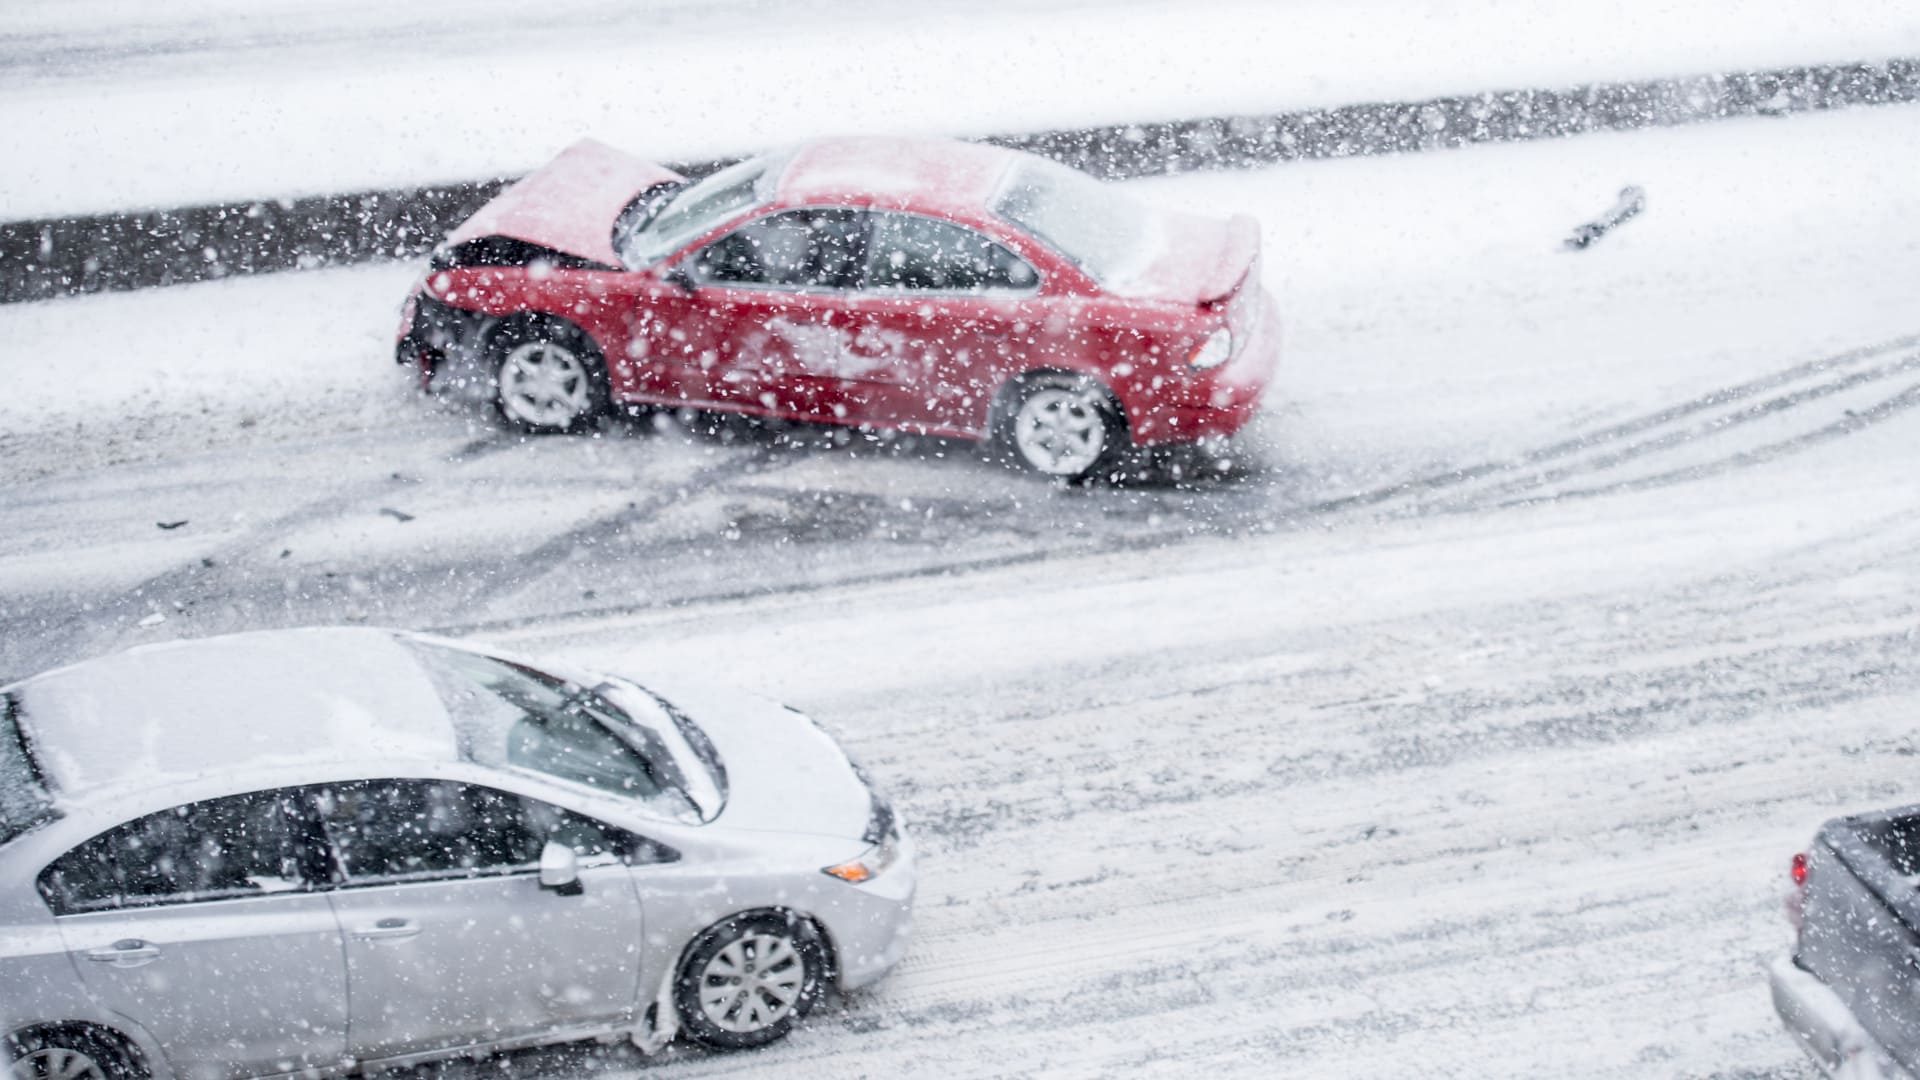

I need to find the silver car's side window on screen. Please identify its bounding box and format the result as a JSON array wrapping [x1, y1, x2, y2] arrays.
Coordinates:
[[311, 780, 665, 887], [38, 790, 313, 916]]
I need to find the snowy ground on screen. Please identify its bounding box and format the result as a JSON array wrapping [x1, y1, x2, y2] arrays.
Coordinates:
[[4, 0, 1920, 217], [3, 96, 1918, 1076]]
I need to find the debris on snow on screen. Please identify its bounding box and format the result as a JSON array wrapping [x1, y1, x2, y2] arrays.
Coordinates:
[[1564, 185, 1646, 249]]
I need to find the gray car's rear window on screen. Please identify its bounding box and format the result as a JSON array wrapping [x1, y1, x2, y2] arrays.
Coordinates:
[[0, 695, 56, 845]]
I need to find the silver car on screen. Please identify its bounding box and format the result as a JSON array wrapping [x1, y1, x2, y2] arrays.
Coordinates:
[[0, 628, 915, 1079]]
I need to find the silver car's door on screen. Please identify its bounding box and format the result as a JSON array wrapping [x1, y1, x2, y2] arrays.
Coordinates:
[[39, 789, 347, 1079], [311, 779, 645, 1061]]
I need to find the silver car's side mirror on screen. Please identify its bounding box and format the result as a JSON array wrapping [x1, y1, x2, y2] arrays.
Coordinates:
[[539, 840, 583, 896]]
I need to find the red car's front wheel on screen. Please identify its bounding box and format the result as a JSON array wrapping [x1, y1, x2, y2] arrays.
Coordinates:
[[490, 319, 609, 435]]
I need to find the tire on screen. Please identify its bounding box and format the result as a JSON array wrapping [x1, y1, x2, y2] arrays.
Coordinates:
[[490, 318, 610, 434], [6, 1028, 144, 1080], [674, 912, 827, 1051], [992, 371, 1129, 481]]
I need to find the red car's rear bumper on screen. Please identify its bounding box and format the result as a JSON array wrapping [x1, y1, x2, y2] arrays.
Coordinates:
[[1129, 291, 1281, 446]]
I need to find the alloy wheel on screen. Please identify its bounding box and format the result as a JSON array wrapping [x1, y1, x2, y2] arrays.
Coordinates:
[[1013, 386, 1108, 475], [498, 341, 591, 428], [13, 1049, 107, 1080], [697, 932, 807, 1034]]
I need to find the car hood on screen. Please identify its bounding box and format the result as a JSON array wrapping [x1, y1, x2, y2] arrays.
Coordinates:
[[445, 139, 685, 267], [645, 677, 872, 843], [1118, 210, 1261, 306]]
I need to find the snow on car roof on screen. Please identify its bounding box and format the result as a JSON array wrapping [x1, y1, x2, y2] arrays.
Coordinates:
[[8, 627, 458, 796], [775, 136, 1019, 216]]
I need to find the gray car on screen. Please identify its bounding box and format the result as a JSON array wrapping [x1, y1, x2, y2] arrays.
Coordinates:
[[0, 628, 915, 1079]]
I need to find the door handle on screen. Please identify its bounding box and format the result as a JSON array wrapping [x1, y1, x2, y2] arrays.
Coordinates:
[[85, 940, 160, 965], [353, 917, 422, 941]]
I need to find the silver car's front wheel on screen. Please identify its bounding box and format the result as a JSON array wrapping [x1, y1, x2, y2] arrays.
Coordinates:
[[676, 913, 825, 1050], [699, 932, 806, 1033]]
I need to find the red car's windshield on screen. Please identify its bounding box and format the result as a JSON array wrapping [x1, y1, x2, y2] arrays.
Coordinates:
[[616, 154, 782, 267]]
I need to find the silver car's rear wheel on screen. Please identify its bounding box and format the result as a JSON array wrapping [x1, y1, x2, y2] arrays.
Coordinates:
[[675, 912, 826, 1050], [13, 1049, 106, 1080], [7, 1031, 140, 1080]]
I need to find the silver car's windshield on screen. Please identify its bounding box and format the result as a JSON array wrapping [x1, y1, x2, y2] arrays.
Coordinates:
[[993, 158, 1155, 292], [404, 642, 724, 823], [616, 154, 782, 267], [0, 694, 55, 845]]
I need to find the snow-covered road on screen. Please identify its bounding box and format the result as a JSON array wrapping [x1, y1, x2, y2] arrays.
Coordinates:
[[2, 99, 1918, 1076]]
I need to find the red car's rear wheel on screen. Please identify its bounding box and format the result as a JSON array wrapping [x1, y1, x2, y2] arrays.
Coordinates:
[[995, 372, 1128, 481]]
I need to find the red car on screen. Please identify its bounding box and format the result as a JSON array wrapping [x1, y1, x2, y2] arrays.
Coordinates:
[[396, 136, 1280, 480]]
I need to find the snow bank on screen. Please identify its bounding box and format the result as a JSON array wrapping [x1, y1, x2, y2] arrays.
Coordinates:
[[2, 0, 1918, 218]]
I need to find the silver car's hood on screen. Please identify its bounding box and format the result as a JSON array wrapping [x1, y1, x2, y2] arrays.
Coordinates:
[[645, 679, 871, 842]]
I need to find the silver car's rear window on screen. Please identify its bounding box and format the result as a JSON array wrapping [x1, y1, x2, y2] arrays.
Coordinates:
[[0, 694, 56, 845]]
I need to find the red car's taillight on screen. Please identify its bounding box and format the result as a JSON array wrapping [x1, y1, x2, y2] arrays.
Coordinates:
[[1187, 327, 1232, 370], [1791, 851, 1808, 886]]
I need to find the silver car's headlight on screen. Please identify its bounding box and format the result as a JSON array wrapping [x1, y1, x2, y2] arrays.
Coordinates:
[[822, 832, 901, 884], [823, 790, 901, 884]]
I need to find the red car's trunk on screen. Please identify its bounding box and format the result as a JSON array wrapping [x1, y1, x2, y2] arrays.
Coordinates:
[[1124, 211, 1262, 308]]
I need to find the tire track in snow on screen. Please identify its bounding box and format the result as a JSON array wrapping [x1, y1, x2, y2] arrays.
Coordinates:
[[7, 428, 499, 671], [1304, 333, 1920, 519], [432, 335, 1920, 642], [0, 426, 780, 676], [1478, 376, 1920, 510]]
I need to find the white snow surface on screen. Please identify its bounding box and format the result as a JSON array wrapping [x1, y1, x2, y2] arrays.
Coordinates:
[[3, 0, 1919, 217]]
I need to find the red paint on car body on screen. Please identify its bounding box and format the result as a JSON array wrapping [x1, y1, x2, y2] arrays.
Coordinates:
[[404, 136, 1281, 448]]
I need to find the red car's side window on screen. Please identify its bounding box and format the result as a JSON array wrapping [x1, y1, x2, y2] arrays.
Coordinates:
[[693, 208, 867, 291], [865, 212, 1038, 294]]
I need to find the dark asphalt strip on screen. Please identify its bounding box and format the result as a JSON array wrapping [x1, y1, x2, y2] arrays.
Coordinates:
[[3, 57, 1915, 304]]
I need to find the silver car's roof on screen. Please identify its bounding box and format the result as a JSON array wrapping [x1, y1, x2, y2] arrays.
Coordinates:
[[7, 627, 458, 798]]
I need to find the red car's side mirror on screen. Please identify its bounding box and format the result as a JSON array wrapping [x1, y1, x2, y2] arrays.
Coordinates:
[[663, 263, 699, 293]]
